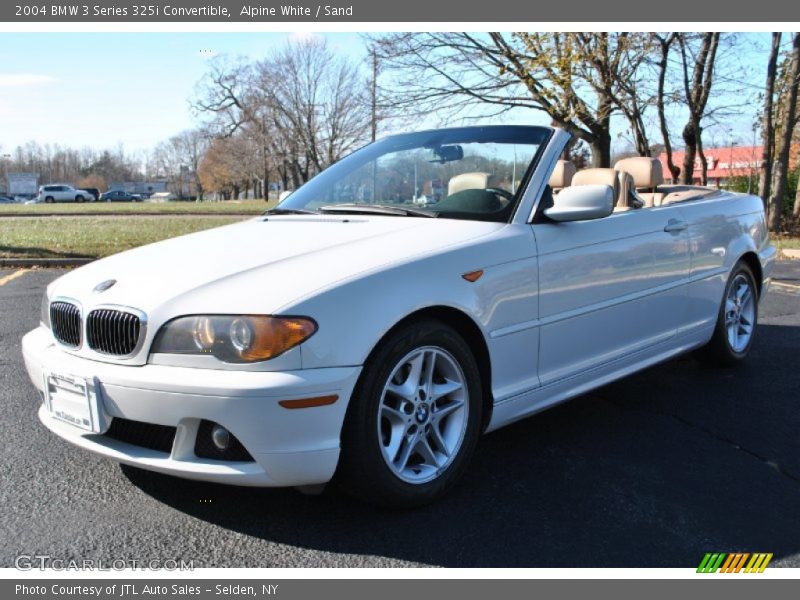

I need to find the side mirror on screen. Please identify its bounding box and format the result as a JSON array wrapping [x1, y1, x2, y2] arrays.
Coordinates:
[[278, 190, 292, 202], [543, 184, 614, 222]]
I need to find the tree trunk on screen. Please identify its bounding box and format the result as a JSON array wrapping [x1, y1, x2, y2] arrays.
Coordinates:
[[768, 32, 800, 231], [681, 121, 698, 185], [759, 33, 781, 208], [655, 34, 680, 181]]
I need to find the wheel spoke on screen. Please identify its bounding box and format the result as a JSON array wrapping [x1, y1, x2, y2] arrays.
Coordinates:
[[416, 437, 440, 468], [407, 352, 426, 389], [431, 378, 463, 401], [394, 433, 417, 471], [381, 404, 407, 424], [428, 423, 450, 458], [433, 398, 465, 422]]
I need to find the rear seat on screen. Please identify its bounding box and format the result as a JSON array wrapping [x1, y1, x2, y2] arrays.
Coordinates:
[[613, 156, 720, 206], [614, 157, 664, 206]]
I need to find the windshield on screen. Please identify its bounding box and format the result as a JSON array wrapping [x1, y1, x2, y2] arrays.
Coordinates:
[[276, 126, 551, 222]]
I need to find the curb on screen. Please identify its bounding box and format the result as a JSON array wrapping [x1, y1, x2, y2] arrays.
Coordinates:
[[782, 248, 800, 260], [0, 258, 95, 268]]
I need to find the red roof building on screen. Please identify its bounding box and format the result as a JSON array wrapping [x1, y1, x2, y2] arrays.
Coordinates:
[[657, 145, 799, 187]]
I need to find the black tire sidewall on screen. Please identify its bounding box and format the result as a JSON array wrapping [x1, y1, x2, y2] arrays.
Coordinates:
[[703, 261, 758, 364], [337, 320, 483, 508]]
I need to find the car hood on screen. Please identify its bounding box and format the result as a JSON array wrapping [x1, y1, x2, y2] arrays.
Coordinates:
[[49, 215, 505, 318]]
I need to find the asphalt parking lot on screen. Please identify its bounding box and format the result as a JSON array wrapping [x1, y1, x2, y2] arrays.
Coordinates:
[[1, 265, 799, 568]]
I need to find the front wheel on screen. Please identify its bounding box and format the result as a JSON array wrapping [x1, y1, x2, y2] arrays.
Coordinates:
[[695, 260, 758, 366], [336, 320, 483, 508]]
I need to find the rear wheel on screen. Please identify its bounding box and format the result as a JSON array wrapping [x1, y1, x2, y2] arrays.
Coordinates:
[[336, 320, 483, 508], [695, 260, 758, 366], [75, 195, 85, 203], [44, 196, 54, 203]]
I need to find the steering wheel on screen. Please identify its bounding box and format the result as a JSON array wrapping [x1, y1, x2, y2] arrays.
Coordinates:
[[485, 187, 514, 203]]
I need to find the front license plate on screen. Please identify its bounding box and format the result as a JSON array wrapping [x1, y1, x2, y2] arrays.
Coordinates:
[[43, 372, 107, 433]]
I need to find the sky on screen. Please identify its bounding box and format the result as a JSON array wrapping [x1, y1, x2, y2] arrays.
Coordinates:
[[0, 32, 366, 155], [0, 32, 782, 159]]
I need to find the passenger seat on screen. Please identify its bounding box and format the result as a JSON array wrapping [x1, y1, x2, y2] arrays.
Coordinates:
[[548, 160, 576, 193], [614, 157, 664, 207], [571, 168, 637, 212]]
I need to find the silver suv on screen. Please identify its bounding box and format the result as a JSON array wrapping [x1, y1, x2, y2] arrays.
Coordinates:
[[37, 184, 93, 203]]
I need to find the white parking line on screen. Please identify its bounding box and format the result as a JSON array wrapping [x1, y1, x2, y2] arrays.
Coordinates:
[[0, 269, 30, 287]]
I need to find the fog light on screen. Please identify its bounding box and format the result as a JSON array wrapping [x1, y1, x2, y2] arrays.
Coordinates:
[[210, 424, 230, 450]]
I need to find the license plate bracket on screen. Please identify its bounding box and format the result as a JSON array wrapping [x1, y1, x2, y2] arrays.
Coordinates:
[[43, 372, 109, 433]]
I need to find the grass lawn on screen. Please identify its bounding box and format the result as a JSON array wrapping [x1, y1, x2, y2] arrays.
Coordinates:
[[0, 199, 276, 216], [0, 215, 249, 259], [773, 235, 800, 258]]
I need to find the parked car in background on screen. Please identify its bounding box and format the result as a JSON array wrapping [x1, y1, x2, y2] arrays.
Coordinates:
[[100, 190, 143, 202], [0, 194, 17, 203], [148, 192, 177, 202], [80, 188, 100, 202], [38, 185, 94, 203], [22, 125, 776, 507]]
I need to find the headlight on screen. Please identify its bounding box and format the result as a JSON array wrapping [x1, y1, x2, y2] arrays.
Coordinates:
[[151, 315, 317, 363], [40, 293, 50, 329]]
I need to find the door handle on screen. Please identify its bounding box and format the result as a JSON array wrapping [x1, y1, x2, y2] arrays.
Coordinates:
[[664, 219, 688, 233]]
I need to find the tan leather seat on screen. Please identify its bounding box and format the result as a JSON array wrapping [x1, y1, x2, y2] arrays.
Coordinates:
[[448, 172, 490, 196], [614, 157, 664, 207], [548, 160, 576, 192], [571, 168, 634, 211]]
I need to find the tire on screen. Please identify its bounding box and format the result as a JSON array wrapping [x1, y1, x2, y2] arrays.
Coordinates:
[[45, 196, 54, 204], [75, 195, 84, 203], [695, 260, 759, 366], [336, 319, 483, 508]]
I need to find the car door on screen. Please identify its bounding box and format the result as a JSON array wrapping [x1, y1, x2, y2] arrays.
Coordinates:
[[532, 206, 691, 386]]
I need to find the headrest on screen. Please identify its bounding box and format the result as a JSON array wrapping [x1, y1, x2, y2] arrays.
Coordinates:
[[572, 168, 619, 189], [448, 172, 490, 196], [614, 157, 664, 189], [548, 160, 576, 189]]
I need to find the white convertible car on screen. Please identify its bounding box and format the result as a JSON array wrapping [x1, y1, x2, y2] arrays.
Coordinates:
[[22, 126, 776, 507]]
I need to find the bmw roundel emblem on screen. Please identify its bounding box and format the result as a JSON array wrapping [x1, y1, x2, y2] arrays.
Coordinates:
[[93, 279, 117, 293]]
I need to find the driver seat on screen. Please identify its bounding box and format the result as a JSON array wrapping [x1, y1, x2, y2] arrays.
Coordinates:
[[448, 172, 490, 196], [571, 168, 636, 211]]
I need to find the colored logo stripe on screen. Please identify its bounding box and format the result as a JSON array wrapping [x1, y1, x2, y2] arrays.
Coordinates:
[[697, 552, 773, 573]]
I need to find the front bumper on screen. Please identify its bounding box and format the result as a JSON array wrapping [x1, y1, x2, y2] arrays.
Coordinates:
[[22, 326, 361, 487]]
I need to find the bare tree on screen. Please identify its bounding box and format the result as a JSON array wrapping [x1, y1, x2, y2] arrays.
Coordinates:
[[653, 33, 681, 181], [194, 38, 371, 192], [759, 33, 782, 209], [677, 33, 720, 185], [371, 33, 657, 167], [769, 33, 800, 228]]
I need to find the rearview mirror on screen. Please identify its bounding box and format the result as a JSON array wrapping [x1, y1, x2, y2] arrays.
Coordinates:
[[429, 145, 464, 164], [544, 184, 614, 222]]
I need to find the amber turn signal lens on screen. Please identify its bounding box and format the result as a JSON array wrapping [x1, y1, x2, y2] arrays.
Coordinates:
[[238, 316, 317, 361], [462, 270, 484, 282], [279, 395, 339, 409]]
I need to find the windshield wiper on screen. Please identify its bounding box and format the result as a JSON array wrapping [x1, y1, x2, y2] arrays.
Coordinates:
[[263, 207, 318, 215], [319, 204, 437, 218]]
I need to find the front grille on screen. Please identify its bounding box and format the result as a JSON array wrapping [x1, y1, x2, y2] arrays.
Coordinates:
[[86, 308, 142, 356], [104, 418, 176, 454], [50, 301, 81, 347]]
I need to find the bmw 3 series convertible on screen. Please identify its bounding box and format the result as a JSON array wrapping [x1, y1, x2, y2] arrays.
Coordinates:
[[22, 125, 776, 507]]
